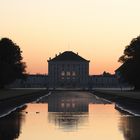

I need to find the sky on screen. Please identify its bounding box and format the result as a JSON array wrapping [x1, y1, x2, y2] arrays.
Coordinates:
[[0, 0, 140, 75]]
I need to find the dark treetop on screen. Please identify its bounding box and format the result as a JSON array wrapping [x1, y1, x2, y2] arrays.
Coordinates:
[[0, 38, 26, 88], [118, 35, 140, 90]]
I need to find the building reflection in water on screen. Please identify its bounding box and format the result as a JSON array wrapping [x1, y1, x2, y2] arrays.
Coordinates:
[[39, 91, 112, 131], [40, 92, 90, 130], [47, 92, 89, 112], [0, 107, 25, 140], [119, 116, 140, 140]]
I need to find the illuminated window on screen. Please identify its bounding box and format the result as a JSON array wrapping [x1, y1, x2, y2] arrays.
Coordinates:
[[66, 103, 70, 108], [61, 103, 65, 108], [72, 103, 75, 108], [61, 71, 65, 76], [66, 71, 71, 76], [72, 71, 76, 76]]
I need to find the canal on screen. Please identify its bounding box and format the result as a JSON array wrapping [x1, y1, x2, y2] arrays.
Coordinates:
[[0, 91, 140, 140]]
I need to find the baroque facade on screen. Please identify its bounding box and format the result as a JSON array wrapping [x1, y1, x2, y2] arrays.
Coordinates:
[[48, 51, 90, 88]]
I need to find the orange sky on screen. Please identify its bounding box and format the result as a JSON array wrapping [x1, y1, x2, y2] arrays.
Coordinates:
[[1, 0, 140, 74]]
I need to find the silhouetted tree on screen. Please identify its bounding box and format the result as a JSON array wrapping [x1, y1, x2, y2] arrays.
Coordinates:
[[103, 71, 112, 76], [0, 38, 26, 88], [118, 35, 140, 90]]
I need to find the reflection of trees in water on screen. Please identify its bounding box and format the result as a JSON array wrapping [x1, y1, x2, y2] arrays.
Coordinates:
[[119, 116, 140, 140], [0, 106, 26, 140]]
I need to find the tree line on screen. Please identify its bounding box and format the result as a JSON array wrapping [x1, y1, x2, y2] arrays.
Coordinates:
[[0, 38, 26, 89], [118, 35, 140, 90]]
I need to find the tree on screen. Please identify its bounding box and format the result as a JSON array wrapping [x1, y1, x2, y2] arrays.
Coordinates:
[[118, 35, 140, 90], [103, 71, 112, 76], [0, 38, 26, 88]]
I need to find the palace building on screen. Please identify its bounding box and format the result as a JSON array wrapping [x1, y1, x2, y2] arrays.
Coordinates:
[[48, 51, 90, 88], [10, 51, 124, 89]]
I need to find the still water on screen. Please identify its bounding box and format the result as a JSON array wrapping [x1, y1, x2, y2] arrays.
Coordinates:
[[0, 91, 140, 140]]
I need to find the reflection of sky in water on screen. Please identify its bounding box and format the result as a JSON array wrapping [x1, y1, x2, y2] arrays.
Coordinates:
[[1, 91, 140, 140]]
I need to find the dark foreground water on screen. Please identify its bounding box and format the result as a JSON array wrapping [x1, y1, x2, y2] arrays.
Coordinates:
[[0, 91, 140, 140]]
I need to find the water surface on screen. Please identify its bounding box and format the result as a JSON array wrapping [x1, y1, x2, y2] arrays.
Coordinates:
[[0, 91, 140, 140]]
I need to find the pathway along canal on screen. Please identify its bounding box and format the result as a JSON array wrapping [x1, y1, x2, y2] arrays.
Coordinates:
[[0, 91, 140, 140]]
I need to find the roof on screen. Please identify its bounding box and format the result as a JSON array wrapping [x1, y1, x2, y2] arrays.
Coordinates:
[[48, 51, 89, 62]]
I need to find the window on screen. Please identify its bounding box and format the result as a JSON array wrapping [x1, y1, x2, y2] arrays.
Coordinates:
[[72, 71, 76, 76], [61, 103, 65, 108], [61, 71, 65, 76], [66, 71, 71, 76]]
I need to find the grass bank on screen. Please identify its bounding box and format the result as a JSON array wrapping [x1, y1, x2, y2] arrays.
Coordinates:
[[93, 89, 140, 101], [0, 89, 48, 101]]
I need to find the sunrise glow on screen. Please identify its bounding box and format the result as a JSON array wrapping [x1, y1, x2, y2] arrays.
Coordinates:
[[1, 0, 140, 74]]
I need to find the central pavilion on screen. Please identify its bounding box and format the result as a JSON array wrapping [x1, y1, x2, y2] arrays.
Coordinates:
[[48, 51, 90, 88]]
